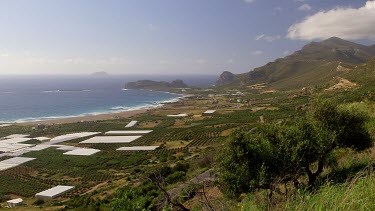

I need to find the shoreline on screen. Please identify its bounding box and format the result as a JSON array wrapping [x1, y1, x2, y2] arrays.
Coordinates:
[[17, 93, 186, 126], [18, 108, 151, 125]]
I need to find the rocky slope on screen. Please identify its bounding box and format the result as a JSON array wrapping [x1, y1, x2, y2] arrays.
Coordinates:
[[220, 37, 375, 90], [216, 71, 235, 86]]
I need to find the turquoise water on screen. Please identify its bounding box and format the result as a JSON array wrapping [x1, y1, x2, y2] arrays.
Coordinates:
[[0, 75, 187, 122]]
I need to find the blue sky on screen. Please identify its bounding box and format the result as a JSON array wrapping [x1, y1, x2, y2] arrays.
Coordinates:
[[0, 0, 373, 75]]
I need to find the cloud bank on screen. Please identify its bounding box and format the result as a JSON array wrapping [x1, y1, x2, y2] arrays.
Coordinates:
[[287, 1, 375, 40]]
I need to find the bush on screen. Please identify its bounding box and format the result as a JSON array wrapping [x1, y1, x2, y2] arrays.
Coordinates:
[[173, 162, 190, 173], [219, 101, 373, 198], [110, 183, 161, 211], [165, 171, 186, 184], [33, 199, 45, 206], [0, 194, 11, 203], [197, 154, 214, 169]]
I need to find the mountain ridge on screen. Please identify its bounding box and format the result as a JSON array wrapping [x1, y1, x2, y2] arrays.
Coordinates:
[[219, 37, 375, 90]]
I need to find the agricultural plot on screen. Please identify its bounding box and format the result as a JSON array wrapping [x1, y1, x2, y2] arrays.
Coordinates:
[[0, 148, 148, 197], [0, 124, 12, 128], [34, 137, 51, 141], [105, 130, 153, 135], [0, 157, 35, 171], [0, 163, 15, 171], [63, 148, 100, 156], [0, 91, 303, 205], [35, 185, 75, 199], [8, 149, 35, 157], [27, 145, 53, 151], [0, 173, 51, 196], [125, 120, 138, 128], [78, 143, 133, 151], [203, 110, 216, 115], [48, 132, 101, 145], [0, 143, 33, 153], [28, 120, 133, 138], [56, 146, 80, 151], [80, 136, 141, 144], [0, 137, 32, 144], [0, 161, 120, 198], [167, 114, 188, 117], [116, 146, 159, 151], [2, 134, 29, 139]]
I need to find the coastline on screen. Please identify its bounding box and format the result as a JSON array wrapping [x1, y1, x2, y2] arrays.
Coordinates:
[[17, 92, 186, 126], [18, 108, 150, 125]]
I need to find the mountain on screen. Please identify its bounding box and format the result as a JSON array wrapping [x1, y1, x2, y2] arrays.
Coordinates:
[[226, 37, 375, 90], [124, 79, 188, 91], [216, 71, 236, 85]]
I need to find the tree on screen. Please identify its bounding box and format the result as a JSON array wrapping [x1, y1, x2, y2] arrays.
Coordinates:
[[310, 100, 372, 151], [219, 101, 373, 198]]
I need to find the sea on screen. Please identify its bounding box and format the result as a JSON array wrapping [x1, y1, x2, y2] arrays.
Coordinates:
[[0, 74, 216, 123]]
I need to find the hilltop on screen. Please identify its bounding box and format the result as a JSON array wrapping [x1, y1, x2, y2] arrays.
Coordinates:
[[219, 37, 375, 90], [216, 71, 236, 86]]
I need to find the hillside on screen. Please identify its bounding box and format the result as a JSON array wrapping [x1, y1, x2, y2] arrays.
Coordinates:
[[1, 60, 375, 210], [216, 71, 236, 86], [223, 37, 375, 90]]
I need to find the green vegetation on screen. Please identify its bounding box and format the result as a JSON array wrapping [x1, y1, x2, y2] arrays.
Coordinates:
[[220, 37, 375, 90], [1, 38, 375, 210]]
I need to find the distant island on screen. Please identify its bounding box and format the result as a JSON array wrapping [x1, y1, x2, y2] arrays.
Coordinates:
[[90, 71, 110, 77], [124, 79, 188, 91]]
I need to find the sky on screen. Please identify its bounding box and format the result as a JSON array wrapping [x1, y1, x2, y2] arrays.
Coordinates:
[[0, 0, 374, 75]]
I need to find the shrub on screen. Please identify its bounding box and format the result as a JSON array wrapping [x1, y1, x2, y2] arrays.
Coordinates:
[[33, 199, 45, 206], [0, 194, 10, 203], [165, 171, 186, 184], [219, 101, 373, 198], [197, 154, 214, 169], [173, 162, 190, 173]]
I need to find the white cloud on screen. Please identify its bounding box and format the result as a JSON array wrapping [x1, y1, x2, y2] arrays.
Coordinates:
[[227, 59, 234, 64], [298, 4, 312, 11], [255, 34, 282, 42], [288, 1, 375, 40], [252, 50, 263, 56], [244, 0, 255, 4]]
